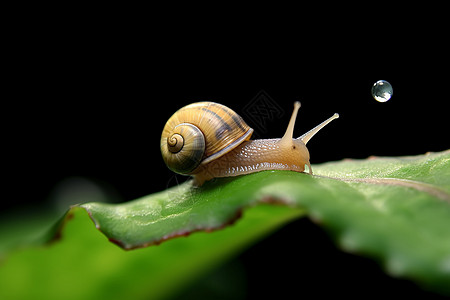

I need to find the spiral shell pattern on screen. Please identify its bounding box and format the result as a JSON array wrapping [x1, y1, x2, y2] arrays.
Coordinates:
[[161, 102, 253, 175]]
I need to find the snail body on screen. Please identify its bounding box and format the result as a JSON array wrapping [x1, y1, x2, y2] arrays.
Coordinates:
[[161, 101, 338, 186]]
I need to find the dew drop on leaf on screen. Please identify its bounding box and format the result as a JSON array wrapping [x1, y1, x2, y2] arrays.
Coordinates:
[[371, 80, 393, 102]]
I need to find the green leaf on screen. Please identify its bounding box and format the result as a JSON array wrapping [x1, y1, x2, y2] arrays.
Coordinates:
[[0, 204, 303, 300], [80, 149, 450, 294], [1, 150, 449, 298]]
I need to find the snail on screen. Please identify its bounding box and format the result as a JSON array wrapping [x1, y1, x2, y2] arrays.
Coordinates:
[[161, 101, 338, 186]]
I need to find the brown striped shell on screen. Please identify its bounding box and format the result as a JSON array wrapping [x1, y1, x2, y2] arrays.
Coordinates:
[[160, 102, 253, 175]]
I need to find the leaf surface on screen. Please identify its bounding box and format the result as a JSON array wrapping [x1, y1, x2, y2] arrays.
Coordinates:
[[1, 150, 449, 298], [0, 204, 303, 300], [80, 150, 450, 293]]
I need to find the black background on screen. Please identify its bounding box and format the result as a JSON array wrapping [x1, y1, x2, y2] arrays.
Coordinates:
[[2, 8, 449, 299]]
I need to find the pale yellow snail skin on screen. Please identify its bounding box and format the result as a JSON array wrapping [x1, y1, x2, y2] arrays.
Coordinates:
[[161, 101, 338, 186]]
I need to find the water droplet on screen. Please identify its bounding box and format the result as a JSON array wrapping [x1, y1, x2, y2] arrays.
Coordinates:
[[371, 80, 393, 102]]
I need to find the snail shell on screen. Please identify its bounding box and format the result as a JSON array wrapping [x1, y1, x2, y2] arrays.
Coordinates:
[[160, 102, 253, 175]]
